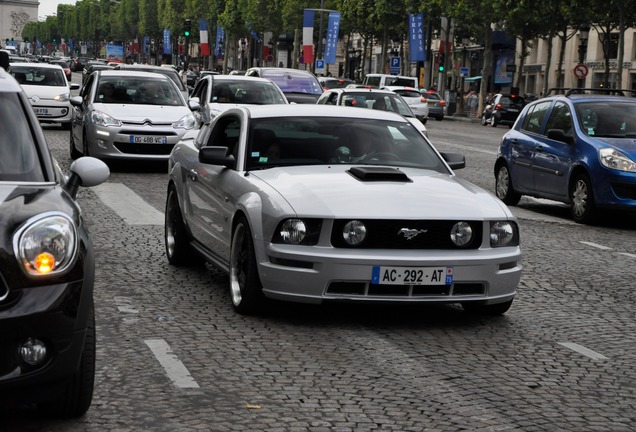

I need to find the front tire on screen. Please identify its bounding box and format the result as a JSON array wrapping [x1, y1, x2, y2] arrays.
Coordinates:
[[481, 114, 488, 126], [495, 163, 521, 205], [70, 128, 81, 160], [229, 217, 265, 315], [570, 173, 597, 224], [491, 115, 498, 127], [165, 185, 204, 266]]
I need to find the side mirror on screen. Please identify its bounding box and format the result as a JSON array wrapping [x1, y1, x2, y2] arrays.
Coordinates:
[[546, 129, 574, 144], [199, 146, 235, 168], [440, 152, 466, 170]]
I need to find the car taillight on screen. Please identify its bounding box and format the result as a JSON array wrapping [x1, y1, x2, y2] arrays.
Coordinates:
[[496, 103, 502, 110], [439, 100, 446, 106], [421, 97, 427, 102]]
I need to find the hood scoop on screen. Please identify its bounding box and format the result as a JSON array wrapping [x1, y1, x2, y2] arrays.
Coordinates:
[[347, 166, 412, 182]]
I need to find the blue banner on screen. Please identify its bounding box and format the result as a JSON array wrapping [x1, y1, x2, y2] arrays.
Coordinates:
[[215, 26, 224, 57], [409, 13, 426, 62], [68, 38, 74, 51], [163, 29, 171, 55], [143, 35, 150, 54], [324, 12, 340, 65]]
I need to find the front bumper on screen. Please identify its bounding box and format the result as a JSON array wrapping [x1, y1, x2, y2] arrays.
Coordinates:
[[0, 280, 91, 402], [258, 243, 522, 306]]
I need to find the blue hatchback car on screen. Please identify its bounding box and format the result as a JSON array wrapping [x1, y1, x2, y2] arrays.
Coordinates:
[[494, 89, 636, 223]]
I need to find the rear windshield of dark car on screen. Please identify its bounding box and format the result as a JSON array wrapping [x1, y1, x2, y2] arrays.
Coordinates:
[[500, 96, 525, 108]]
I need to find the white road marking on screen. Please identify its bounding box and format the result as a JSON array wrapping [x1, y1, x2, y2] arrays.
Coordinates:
[[558, 342, 608, 360], [579, 241, 612, 250], [93, 183, 164, 225], [145, 339, 200, 388], [619, 252, 636, 258]]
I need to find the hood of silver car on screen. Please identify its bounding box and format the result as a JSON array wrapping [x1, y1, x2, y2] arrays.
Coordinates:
[[95, 104, 191, 122], [251, 165, 512, 219]]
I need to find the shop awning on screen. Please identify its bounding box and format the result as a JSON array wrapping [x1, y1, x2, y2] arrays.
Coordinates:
[[465, 76, 482, 82]]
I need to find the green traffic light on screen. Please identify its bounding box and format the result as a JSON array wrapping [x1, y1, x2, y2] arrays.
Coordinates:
[[184, 30, 190, 37], [438, 65, 444, 72]]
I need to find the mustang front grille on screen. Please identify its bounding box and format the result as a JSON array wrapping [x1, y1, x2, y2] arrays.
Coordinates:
[[330, 220, 483, 249]]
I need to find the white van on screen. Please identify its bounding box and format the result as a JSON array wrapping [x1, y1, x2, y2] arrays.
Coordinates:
[[363, 73, 419, 89]]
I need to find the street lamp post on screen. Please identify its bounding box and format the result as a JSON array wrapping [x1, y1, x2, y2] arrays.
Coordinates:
[[578, 24, 590, 88]]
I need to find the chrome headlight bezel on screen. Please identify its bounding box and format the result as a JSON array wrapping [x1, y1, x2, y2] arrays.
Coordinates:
[[173, 113, 197, 130], [599, 147, 636, 172], [13, 211, 79, 277], [342, 220, 367, 246], [450, 221, 473, 247], [490, 221, 520, 247]]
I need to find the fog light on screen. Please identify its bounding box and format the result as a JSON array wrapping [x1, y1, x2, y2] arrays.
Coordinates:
[[20, 338, 48, 366], [61, 108, 68, 115]]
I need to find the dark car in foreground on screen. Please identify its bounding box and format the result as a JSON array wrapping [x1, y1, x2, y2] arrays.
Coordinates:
[[481, 93, 525, 127], [0, 52, 110, 417], [245, 67, 323, 104], [165, 104, 522, 316], [494, 88, 636, 223]]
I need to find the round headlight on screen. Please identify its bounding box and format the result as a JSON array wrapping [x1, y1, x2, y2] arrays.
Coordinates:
[[450, 222, 473, 246], [279, 219, 307, 244], [490, 221, 515, 246], [343, 220, 367, 246]]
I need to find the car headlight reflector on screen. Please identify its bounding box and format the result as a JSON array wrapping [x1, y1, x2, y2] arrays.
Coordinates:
[[450, 222, 473, 246], [91, 110, 122, 127], [279, 219, 307, 244], [599, 148, 636, 172], [14, 212, 78, 276], [343, 220, 366, 246], [490, 221, 519, 247], [54, 92, 71, 102], [173, 113, 196, 130]]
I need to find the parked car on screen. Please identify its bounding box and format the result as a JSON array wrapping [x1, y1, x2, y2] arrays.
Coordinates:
[[317, 87, 428, 134], [0, 51, 110, 417], [164, 104, 522, 315], [189, 74, 288, 126], [481, 93, 525, 127], [494, 88, 636, 223], [9, 62, 80, 129], [69, 70, 199, 161], [421, 89, 446, 121], [245, 67, 323, 104], [381, 86, 429, 123], [112, 63, 189, 100], [318, 76, 355, 90], [49, 59, 72, 81]]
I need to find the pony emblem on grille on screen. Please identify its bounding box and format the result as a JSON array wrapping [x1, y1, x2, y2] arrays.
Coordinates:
[[398, 228, 427, 240]]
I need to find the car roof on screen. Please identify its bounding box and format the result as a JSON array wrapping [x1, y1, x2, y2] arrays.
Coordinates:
[[228, 104, 410, 122], [10, 62, 65, 70], [96, 70, 174, 80], [327, 88, 396, 95], [204, 75, 276, 84]]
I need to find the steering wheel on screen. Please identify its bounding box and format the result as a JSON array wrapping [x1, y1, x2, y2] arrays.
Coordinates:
[[363, 152, 400, 162]]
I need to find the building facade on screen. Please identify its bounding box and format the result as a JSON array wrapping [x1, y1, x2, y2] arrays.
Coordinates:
[[0, 0, 38, 47]]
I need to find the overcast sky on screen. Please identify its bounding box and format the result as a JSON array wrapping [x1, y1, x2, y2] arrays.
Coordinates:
[[39, 0, 77, 20]]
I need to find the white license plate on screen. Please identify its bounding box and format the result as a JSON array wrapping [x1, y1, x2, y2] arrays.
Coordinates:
[[130, 135, 168, 144], [507, 108, 519, 112], [371, 266, 453, 285], [34, 108, 49, 115]]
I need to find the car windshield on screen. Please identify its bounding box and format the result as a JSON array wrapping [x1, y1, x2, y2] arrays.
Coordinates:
[[339, 93, 414, 117], [500, 96, 525, 108], [245, 117, 446, 172], [424, 92, 441, 100], [394, 89, 422, 98], [95, 76, 183, 106], [10, 66, 66, 87], [0, 92, 44, 181], [260, 70, 323, 95], [575, 101, 636, 138], [210, 80, 287, 104], [321, 79, 353, 89]]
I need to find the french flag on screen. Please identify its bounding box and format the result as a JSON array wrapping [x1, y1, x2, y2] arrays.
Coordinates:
[[199, 19, 210, 56], [302, 10, 314, 64]]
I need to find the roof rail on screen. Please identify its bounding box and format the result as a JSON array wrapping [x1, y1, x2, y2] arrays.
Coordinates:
[[546, 87, 636, 97]]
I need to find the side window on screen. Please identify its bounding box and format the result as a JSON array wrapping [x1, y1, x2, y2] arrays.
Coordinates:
[[545, 101, 573, 136], [521, 101, 551, 134], [207, 116, 241, 159], [327, 93, 338, 105], [81, 75, 94, 104]]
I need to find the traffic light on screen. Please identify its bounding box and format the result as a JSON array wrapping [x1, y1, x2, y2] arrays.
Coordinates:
[[184, 19, 192, 37], [438, 64, 445, 72], [438, 53, 445, 72]]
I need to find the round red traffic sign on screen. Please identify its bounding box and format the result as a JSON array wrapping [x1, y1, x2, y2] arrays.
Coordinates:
[[574, 63, 588, 79]]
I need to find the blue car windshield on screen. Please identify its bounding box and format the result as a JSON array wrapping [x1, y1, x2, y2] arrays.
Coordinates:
[[245, 117, 447, 172], [576, 101, 636, 137], [260, 70, 323, 95]]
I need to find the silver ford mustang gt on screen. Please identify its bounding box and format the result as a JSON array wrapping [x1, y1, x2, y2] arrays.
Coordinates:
[[165, 105, 522, 315]]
